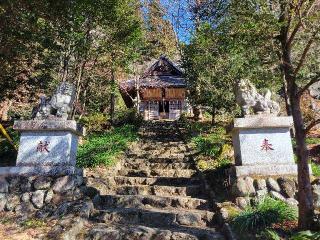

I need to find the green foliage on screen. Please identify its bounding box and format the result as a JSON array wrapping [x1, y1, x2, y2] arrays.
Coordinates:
[[191, 126, 233, 171], [182, 0, 282, 117], [77, 124, 138, 168], [192, 126, 229, 157], [311, 162, 320, 177], [0, 126, 19, 167], [0, 0, 146, 118], [231, 197, 298, 234], [260, 229, 281, 240], [306, 138, 320, 145], [290, 231, 320, 240], [192, 135, 221, 157], [144, 0, 179, 60], [114, 108, 143, 126], [21, 219, 46, 229], [79, 113, 109, 133]]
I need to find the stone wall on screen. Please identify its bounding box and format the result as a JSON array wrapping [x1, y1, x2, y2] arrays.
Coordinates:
[[231, 176, 320, 211], [0, 173, 97, 218]]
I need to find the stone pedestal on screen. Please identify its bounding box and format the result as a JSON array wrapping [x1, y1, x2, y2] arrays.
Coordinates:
[[3, 120, 85, 177], [231, 116, 298, 177]]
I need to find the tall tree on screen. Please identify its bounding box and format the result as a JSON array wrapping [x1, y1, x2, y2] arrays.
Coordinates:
[[0, 0, 145, 120], [145, 0, 180, 60], [190, 0, 320, 229], [276, 0, 320, 229]]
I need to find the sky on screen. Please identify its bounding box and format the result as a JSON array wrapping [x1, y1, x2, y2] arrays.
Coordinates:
[[161, 0, 194, 43]]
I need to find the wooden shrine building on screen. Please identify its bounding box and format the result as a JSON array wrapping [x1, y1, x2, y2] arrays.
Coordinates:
[[120, 56, 187, 120]]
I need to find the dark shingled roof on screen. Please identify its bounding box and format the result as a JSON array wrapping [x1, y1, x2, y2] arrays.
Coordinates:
[[119, 56, 186, 107], [122, 75, 186, 89]]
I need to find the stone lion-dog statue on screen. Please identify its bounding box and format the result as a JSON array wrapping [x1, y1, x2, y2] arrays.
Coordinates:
[[236, 79, 280, 116], [32, 82, 76, 120]]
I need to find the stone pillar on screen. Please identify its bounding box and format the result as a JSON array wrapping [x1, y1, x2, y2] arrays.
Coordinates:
[[231, 116, 300, 177]]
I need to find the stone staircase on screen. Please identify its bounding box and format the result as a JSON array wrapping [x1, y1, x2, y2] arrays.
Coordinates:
[[87, 121, 225, 239]]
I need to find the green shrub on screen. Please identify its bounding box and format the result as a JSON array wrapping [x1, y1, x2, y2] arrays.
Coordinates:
[[77, 124, 138, 168], [260, 229, 281, 240], [306, 138, 320, 145], [192, 126, 229, 157], [290, 231, 320, 240], [79, 113, 109, 133], [312, 162, 320, 177], [114, 108, 142, 126], [231, 197, 298, 234]]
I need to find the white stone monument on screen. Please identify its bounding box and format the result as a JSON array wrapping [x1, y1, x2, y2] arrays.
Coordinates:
[[231, 79, 299, 177], [0, 82, 85, 177], [231, 116, 297, 177], [8, 120, 84, 176]]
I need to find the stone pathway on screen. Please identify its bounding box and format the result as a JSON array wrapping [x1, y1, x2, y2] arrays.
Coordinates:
[[87, 121, 225, 239]]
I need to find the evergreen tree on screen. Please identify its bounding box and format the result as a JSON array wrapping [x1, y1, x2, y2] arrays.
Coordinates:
[[145, 0, 179, 60], [0, 0, 145, 120]]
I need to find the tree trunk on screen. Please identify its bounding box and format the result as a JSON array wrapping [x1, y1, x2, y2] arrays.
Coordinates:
[[193, 106, 203, 121], [282, 45, 314, 230], [289, 83, 314, 229], [282, 73, 292, 116], [211, 104, 216, 125], [61, 42, 71, 82], [110, 67, 116, 125], [135, 75, 140, 113], [71, 61, 85, 119]]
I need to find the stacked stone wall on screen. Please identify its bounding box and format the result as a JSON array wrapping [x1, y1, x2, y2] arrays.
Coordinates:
[[231, 176, 320, 209], [0, 174, 97, 219]]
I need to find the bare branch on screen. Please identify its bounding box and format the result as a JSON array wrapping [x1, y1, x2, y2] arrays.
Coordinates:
[[286, 0, 317, 46], [298, 74, 320, 96], [287, 22, 302, 46], [293, 37, 316, 76], [305, 118, 320, 133]]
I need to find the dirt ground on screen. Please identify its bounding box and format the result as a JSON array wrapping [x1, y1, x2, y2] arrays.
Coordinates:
[[0, 212, 54, 240]]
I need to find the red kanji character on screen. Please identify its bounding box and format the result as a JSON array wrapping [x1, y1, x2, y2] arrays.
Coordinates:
[[36, 141, 50, 153], [261, 139, 274, 151]]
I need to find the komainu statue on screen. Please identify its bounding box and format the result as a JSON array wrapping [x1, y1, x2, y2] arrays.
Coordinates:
[[236, 79, 280, 116], [32, 82, 76, 120]]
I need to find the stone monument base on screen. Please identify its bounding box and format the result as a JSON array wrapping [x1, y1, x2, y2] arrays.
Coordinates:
[[231, 164, 298, 177], [0, 166, 82, 177]]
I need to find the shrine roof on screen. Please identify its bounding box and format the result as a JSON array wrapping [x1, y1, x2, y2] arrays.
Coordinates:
[[121, 75, 186, 89], [119, 56, 186, 107], [120, 55, 186, 90]]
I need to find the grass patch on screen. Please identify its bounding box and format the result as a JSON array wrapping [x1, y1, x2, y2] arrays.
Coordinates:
[[20, 219, 46, 229], [260, 230, 320, 240], [191, 126, 228, 157], [77, 124, 138, 168], [311, 162, 320, 177], [290, 231, 320, 240], [231, 197, 298, 235], [190, 125, 233, 171], [306, 137, 320, 145]]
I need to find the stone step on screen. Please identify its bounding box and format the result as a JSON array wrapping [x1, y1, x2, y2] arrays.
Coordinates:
[[96, 207, 215, 229], [88, 176, 201, 188], [134, 144, 187, 151], [126, 152, 187, 161], [125, 157, 192, 164], [117, 169, 198, 178], [123, 162, 195, 170], [128, 143, 187, 152], [88, 223, 225, 240], [94, 195, 210, 211], [104, 185, 206, 198]]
